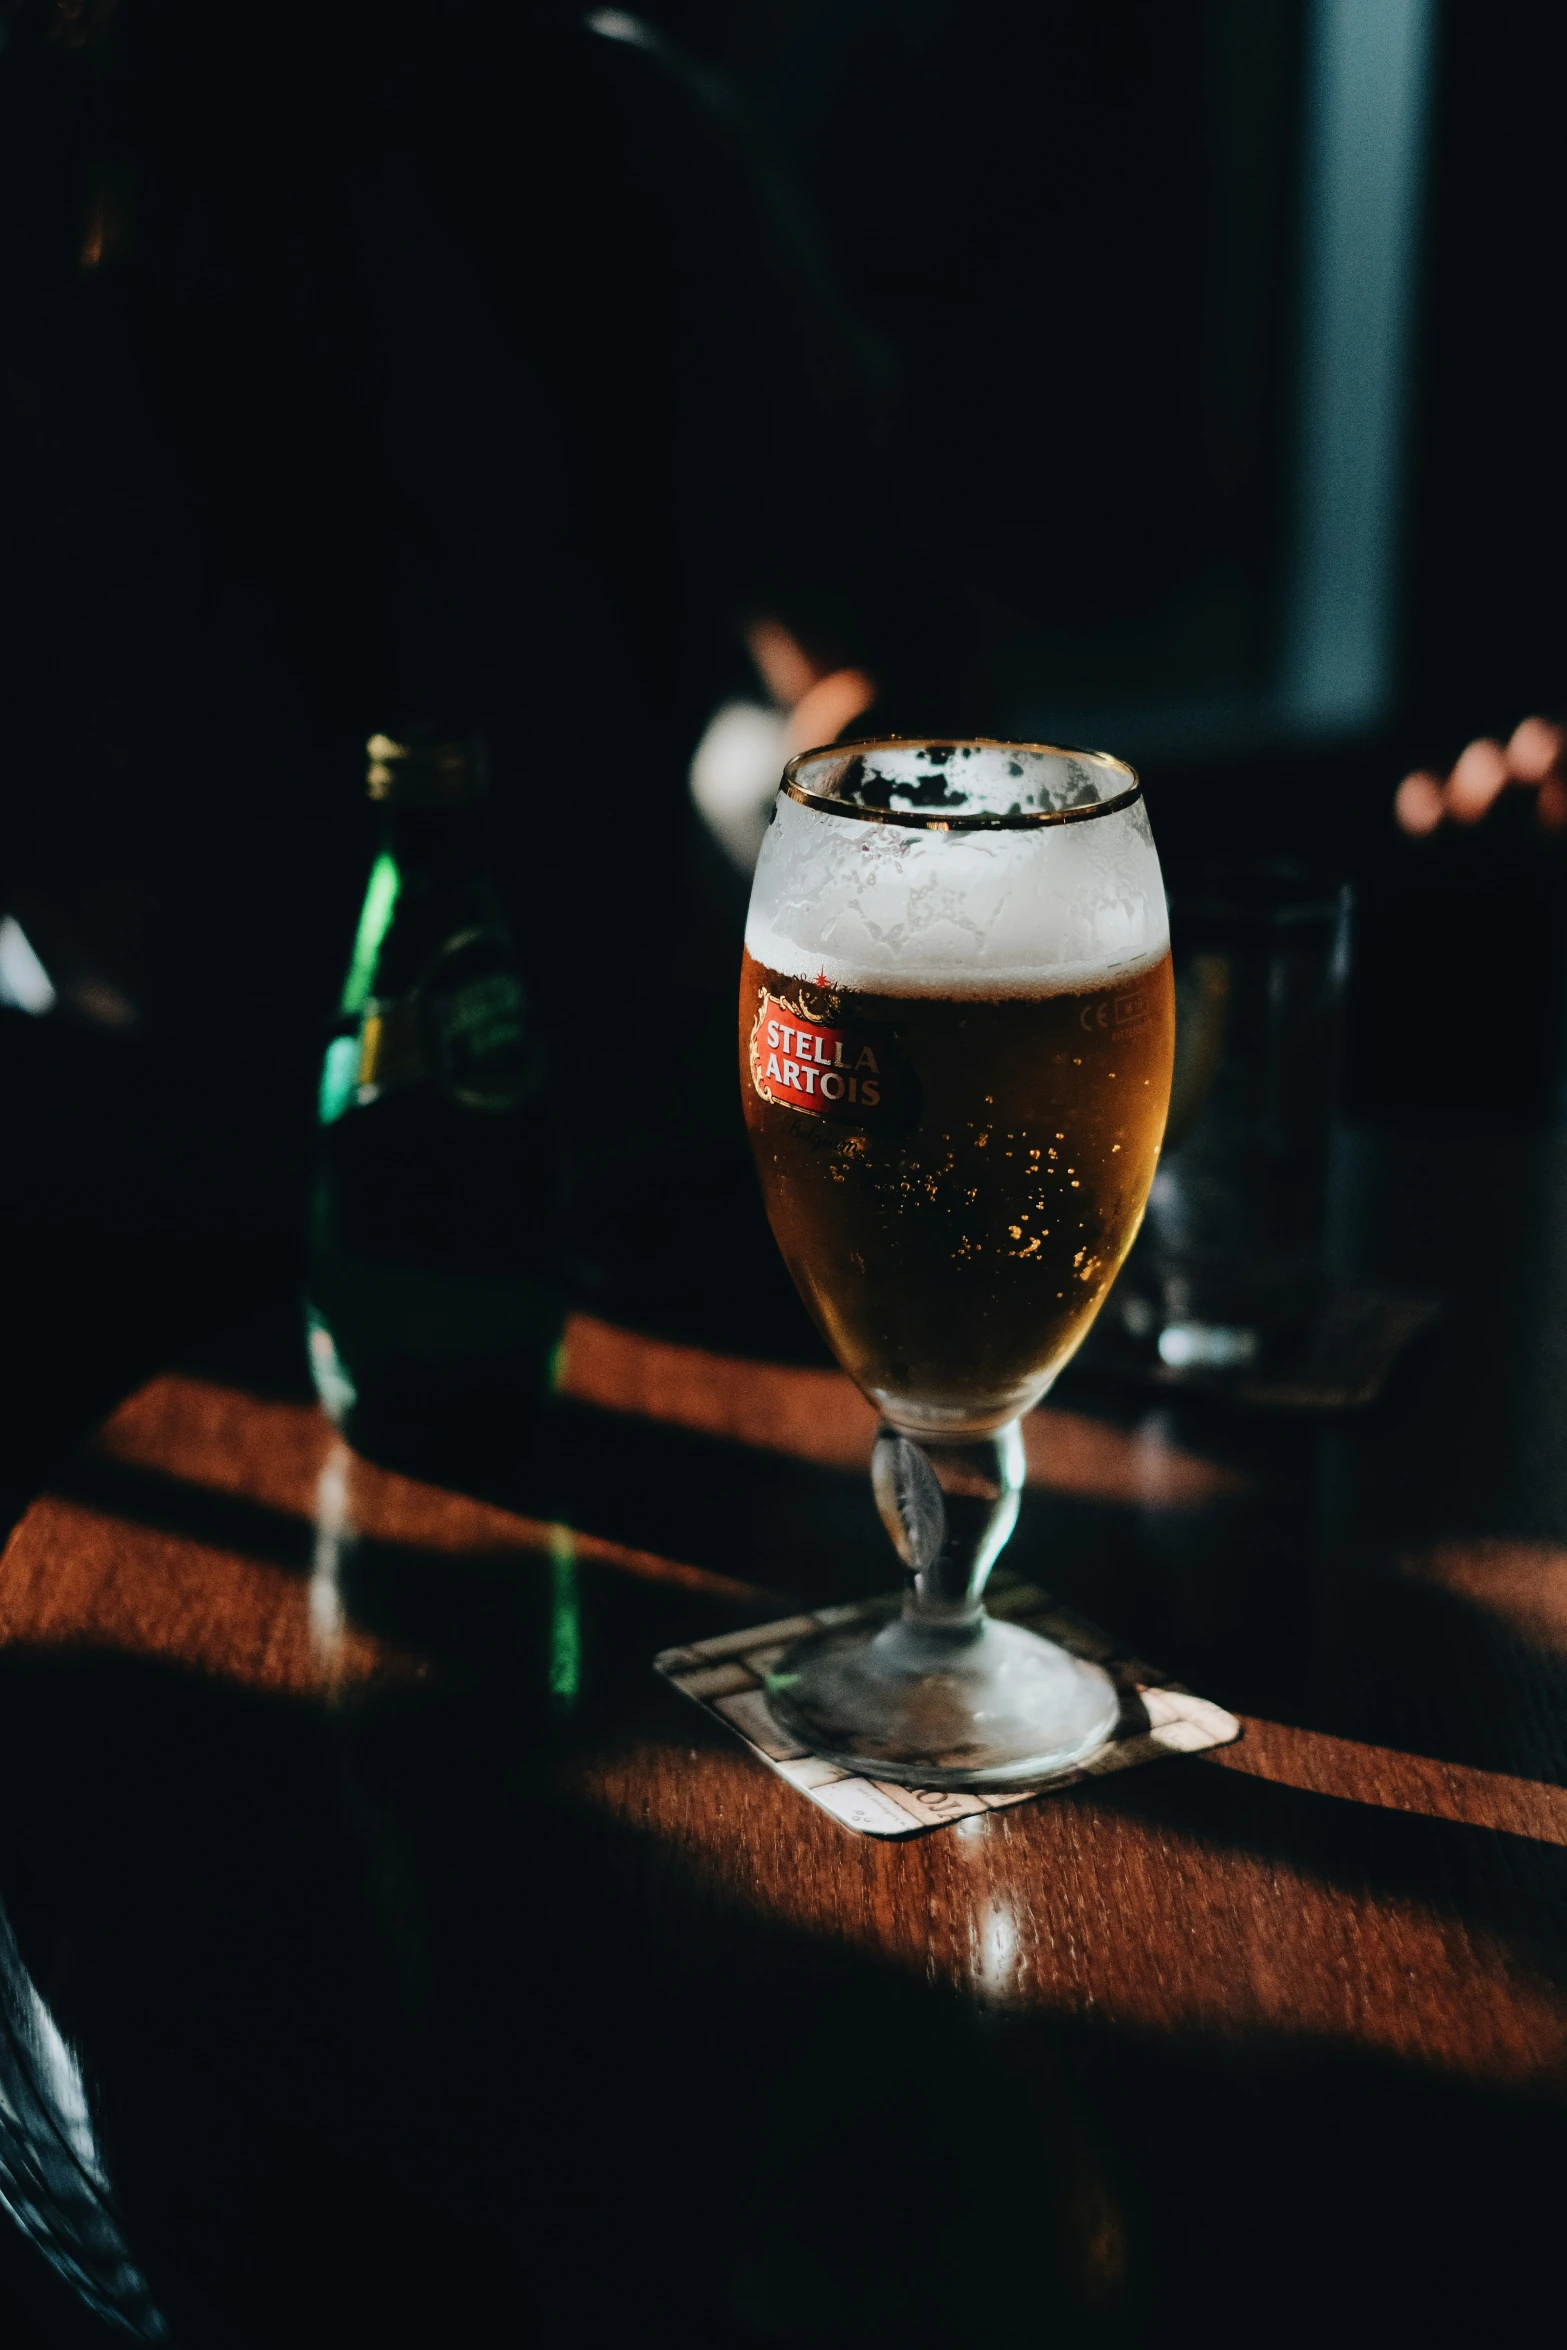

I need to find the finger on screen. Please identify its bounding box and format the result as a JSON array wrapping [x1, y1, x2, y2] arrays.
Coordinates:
[[1506, 715, 1566, 784], [1537, 776, 1567, 831], [746, 616, 822, 709], [784, 667, 877, 755], [1395, 770, 1446, 835], [1446, 736, 1510, 822]]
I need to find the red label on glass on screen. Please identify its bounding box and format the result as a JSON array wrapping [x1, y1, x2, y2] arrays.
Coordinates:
[[748, 991, 910, 1125]]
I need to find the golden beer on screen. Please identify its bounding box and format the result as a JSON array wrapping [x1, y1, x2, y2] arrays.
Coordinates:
[[741, 945, 1175, 1432]]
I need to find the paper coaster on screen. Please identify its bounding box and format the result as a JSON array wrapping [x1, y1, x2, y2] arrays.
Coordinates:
[[654, 1581, 1240, 1839]]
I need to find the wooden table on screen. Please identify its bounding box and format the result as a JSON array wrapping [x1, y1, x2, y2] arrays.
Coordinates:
[[2, 1127, 1565, 2346]]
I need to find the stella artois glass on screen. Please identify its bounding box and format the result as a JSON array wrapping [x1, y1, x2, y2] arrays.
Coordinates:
[[740, 740, 1174, 1785]]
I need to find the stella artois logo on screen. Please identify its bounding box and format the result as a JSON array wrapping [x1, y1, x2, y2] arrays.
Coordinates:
[[748, 985, 916, 1127]]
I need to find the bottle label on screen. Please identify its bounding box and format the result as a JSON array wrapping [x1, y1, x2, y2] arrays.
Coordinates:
[[424, 929, 532, 1111], [351, 929, 537, 1114], [747, 987, 916, 1127]]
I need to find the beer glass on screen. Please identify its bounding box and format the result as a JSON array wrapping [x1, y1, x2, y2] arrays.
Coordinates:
[[740, 739, 1174, 1785]]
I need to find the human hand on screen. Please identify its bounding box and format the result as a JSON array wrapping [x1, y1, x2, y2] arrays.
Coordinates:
[[1395, 717, 1567, 835], [688, 617, 877, 873], [745, 617, 876, 757]]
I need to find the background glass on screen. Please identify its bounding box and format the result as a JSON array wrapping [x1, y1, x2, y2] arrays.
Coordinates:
[[1108, 861, 1350, 1374]]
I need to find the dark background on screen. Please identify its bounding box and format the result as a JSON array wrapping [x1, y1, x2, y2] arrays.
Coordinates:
[[2, 0, 1565, 1529], [3, 8, 1567, 2344]]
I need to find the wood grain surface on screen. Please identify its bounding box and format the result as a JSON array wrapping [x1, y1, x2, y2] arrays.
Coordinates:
[[3, 1316, 1562, 2083], [2, 1175, 1566, 2345]]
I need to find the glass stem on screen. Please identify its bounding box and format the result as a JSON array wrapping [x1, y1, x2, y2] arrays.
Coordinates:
[[871, 1420, 1025, 1632]]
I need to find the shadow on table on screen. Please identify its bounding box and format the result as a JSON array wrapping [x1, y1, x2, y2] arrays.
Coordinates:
[[0, 1640, 1562, 2348]]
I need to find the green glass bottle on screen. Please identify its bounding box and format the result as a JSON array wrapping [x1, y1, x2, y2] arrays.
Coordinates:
[[307, 728, 566, 1473]]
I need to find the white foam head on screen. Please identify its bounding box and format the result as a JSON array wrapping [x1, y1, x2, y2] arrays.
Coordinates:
[[744, 740, 1168, 997]]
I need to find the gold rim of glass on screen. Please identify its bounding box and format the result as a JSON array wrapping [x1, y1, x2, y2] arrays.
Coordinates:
[[780, 736, 1141, 832]]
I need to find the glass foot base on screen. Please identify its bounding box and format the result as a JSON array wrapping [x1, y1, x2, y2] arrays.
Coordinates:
[[764, 1613, 1121, 1789]]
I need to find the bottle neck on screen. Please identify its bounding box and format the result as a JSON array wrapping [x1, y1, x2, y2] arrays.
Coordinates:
[[340, 801, 500, 1019], [379, 798, 488, 880]]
